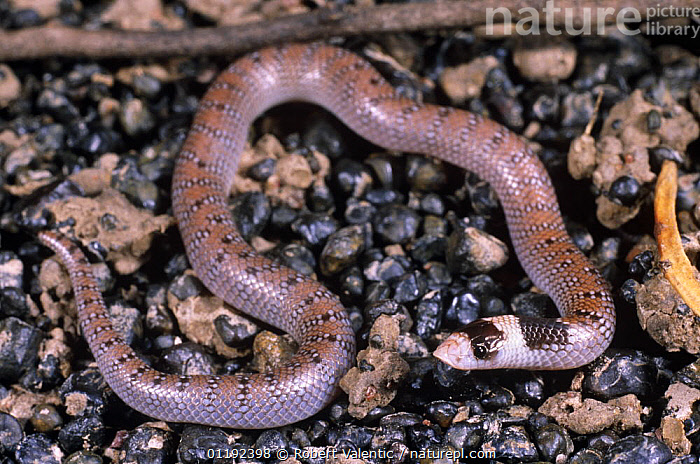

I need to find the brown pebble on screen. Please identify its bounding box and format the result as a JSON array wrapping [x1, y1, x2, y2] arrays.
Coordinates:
[[512, 37, 577, 81]]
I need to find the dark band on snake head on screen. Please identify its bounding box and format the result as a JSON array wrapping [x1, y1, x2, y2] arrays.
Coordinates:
[[457, 320, 505, 361]]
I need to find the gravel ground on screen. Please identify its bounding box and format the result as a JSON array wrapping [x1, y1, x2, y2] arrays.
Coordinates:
[[0, 1, 699, 463]]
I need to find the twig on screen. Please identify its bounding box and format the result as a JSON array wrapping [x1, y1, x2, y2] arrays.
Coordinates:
[[654, 160, 700, 316], [584, 90, 604, 136], [0, 0, 693, 60]]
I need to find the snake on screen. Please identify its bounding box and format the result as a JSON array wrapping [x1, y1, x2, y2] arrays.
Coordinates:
[[37, 42, 615, 429]]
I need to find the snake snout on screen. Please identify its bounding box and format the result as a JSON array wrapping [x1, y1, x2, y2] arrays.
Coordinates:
[[434, 333, 475, 370]]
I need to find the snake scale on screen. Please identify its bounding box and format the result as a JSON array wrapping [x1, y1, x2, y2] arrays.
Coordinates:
[[38, 42, 615, 428]]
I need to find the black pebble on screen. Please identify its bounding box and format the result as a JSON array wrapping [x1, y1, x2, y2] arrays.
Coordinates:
[[120, 425, 177, 464], [57, 416, 108, 454], [230, 191, 271, 240], [608, 175, 640, 206], [0, 317, 42, 383], [603, 435, 672, 464], [583, 349, 670, 400]]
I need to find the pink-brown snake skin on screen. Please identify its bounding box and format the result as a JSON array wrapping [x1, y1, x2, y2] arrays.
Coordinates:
[[39, 42, 615, 428]]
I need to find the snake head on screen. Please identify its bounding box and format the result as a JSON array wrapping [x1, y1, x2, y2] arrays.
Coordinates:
[[434, 319, 507, 370]]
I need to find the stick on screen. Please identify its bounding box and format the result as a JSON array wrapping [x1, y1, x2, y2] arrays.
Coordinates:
[[0, 0, 693, 60], [654, 160, 700, 317]]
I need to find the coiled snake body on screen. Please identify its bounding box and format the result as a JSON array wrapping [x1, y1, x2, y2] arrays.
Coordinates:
[[38, 42, 615, 428]]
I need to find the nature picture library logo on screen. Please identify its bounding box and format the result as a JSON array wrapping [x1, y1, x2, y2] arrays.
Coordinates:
[[484, 1, 700, 38]]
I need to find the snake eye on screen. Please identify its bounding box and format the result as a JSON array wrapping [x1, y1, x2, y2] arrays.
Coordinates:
[[459, 320, 503, 361], [473, 344, 489, 359]]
